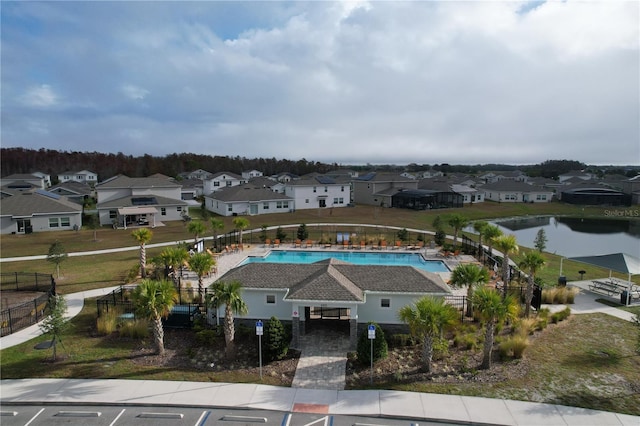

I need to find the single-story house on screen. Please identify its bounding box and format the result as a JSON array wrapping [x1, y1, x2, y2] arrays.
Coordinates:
[[212, 258, 452, 349], [58, 170, 98, 185], [480, 181, 554, 203], [95, 175, 188, 227], [204, 183, 293, 217], [0, 189, 83, 234]]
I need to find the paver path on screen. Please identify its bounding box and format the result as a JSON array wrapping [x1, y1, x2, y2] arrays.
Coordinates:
[[291, 328, 351, 390]]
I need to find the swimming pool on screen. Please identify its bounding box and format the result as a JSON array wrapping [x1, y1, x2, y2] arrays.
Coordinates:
[[243, 250, 450, 273]]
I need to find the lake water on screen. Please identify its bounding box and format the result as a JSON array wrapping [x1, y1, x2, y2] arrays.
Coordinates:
[[466, 217, 640, 258]]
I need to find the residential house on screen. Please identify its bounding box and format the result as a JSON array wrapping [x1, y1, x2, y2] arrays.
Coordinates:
[[352, 173, 417, 207], [480, 181, 553, 203], [58, 170, 98, 185], [48, 181, 93, 205], [179, 178, 205, 200], [95, 175, 188, 228], [203, 171, 246, 194], [0, 189, 83, 234], [419, 178, 484, 205], [249, 176, 285, 194], [480, 170, 528, 184], [558, 170, 595, 183], [178, 169, 214, 181], [204, 182, 293, 217], [213, 258, 451, 349], [0, 173, 47, 190], [621, 175, 640, 205], [242, 170, 263, 179], [560, 181, 627, 206], [284, 175, 349, 209], [31, 172, 52, 187]]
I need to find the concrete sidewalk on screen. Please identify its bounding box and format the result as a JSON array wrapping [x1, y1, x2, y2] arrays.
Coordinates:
[[1, 378, 638, 426]]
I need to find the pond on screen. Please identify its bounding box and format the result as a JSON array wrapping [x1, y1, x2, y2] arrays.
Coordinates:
[[465, 216, 640, 258]]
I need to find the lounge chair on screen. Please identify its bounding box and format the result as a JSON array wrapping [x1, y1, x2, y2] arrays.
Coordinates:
[[274, 239, 280, 248], [380, 241, 388, 250], [265, 239, 271, 247]]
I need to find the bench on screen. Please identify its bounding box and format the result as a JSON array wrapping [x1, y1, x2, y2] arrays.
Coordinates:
[[589, 280, 625, 296]]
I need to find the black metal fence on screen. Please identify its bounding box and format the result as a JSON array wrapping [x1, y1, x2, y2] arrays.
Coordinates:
[[0, 272, 56, 337], [1, 272, 54, 292]]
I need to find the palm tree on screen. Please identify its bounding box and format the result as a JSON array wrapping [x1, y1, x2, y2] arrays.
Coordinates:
[[450, 263, 490, 318], [187, 220, 207, 244], [447, 214, 469, 248], [158, 246, 189, 280], [210, 217, 225, 251], [131, 228, 153, 278], [208, 280, 248, 360], [472, 220, 489, 261], [473, 287, 519, 369], [482, 224, 502, 261], [398, 296, 458, 372], [232, 217, 250, 249], [188, 252, 216, 299], [131, 279, 177, 355], [492, 234, 519, 297], [518, 251, 546, 317]]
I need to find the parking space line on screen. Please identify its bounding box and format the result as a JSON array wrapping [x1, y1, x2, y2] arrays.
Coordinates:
[[24, 408, 45, 426], [109, 408, 126, 426]]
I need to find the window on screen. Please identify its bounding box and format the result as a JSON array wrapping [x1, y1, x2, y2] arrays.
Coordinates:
[[341, 186, 345, 192], [177, 206, 182, 212], [266, 295, 276, 304], [228, 204, 233, 212], [305, 199, 309, 204], [263, 202, 269, 210], [109, 210, 117, 219], [214, 181, 220, 187], [380, 298, 391, 308], [226, 181, 232, 187], [161, 207, 166, 216], [49, 218, 59, 228], [324, 186, 328, 192], [276, 201, 289, 209], [313, 187, 316, 193], [60, 217, 70, 227]]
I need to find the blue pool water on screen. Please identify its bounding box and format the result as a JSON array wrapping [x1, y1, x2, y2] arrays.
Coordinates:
[[243, 251, 450, 273]]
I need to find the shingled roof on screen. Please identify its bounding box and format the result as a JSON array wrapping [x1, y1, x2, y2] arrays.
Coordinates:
[[217, 258, 450, 303]]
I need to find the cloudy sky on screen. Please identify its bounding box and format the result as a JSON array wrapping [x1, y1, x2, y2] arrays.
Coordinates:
[[1, 1, 638, 165]]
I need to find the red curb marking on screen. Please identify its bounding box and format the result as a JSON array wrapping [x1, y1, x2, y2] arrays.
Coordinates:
[[292, 403, 329, 414]]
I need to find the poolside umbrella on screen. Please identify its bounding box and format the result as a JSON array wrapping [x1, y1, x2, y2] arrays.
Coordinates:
[[568, 253, 640, 295]]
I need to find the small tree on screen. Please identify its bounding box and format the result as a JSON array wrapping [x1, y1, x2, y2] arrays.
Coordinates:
[[86, 213, 101, 242], [188, 252, 216, 299], [519, 251, 546, 317], [473, 220, 489, 261], [39, 295, 71, 361], [259, 225, 269, 243], [131, 279, 177, 355], [47, 241, 68, 279], [207, 280, 248, 360], [232, 217, 250, 247], [450, 263, 490, 318], [473, 288, 519, 369], [447, 213, 469, 248], [210, 217, 225, 251], [356, 321, 388, 365], [265, 316, 288, 361], [397, 228, 409, 243], [276, 226, 287, 242], [187, 220, 207, 244], [433, 216, 446, 246], [297, 223, 309, 241], [131, 228, 153, 278], [533, 228, 548, 252]]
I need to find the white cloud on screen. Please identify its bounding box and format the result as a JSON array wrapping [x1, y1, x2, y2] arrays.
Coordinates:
[[122, 84, 150, 101], [19, 84, 58, 107]]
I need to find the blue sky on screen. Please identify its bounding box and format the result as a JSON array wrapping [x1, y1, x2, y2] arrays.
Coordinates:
[[2, 1, 638, 165]]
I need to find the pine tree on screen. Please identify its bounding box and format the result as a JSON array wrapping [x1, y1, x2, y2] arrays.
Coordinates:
[[534, 229, 547, 252], [265, 316, 288, 361]]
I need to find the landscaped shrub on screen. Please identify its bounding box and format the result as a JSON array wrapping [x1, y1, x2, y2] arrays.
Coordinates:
[[126, 263, 140, 283], [499, 335, 530, 359], [389, 333, 417, 347], [513, 318, 537, 336], [195, 329, 219, 346], [96, 310, 118, 335], [432, 337, 449, 360], [542, 287, 579, 305], [357, 322, 388, 365], [565, 287, 579, 304], [119, 319, 149, 339], [265, 316, 289, 361], [551, 306, 571, 324], [535, 308, 550, 331]]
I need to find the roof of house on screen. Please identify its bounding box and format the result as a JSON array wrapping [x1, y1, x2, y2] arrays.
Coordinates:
[[0, 190, 83, 217], [49, 181, 93, 196], [208, 184, 292, 202], [287, 175, 340, 186], [248, 176, 280, 188], [217, 258, 450, 303], [479, 180, 551, 192], [96, 175, 181, 189], [210, 171, 243, 180], [356, 172, 415, 183], [97, 194, 188, 209]]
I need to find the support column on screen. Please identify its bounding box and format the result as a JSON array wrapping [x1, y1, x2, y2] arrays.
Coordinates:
[[349, 319, 358, 350], [292, 316, 300, 349]]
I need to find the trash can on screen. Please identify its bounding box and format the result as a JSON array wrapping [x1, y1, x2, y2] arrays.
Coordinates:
[[621, 291, 630, 306], [558, 276, 567, 287]]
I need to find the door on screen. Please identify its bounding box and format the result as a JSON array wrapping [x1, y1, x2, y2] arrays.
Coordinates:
[[250, 204, 258, 215], [319, 199, 326, 208], [17, 219, 31, 233]]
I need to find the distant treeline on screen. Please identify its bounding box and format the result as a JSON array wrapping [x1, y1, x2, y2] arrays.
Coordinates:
[[0, 148, 635, 183]]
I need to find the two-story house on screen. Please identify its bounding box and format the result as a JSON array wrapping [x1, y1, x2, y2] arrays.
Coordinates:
[[352, 173, 417, 207], [58, 170, 98, 185], [203, 172, 246, 194], [284, 175, 349, 210]]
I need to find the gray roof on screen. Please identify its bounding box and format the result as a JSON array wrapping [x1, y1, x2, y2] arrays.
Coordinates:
[[0, 191, 82, 217], [96, 175, 181, 189], [211, 171, 243, 180], [217, 259, 450, 303], [356, 172, 415, 183], [49, 181, 93, 196], [97, 194, 188, 209], [209, 184, 292, 202]]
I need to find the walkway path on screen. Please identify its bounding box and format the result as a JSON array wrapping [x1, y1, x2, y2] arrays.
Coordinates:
[[291, 328, 351, 390]]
